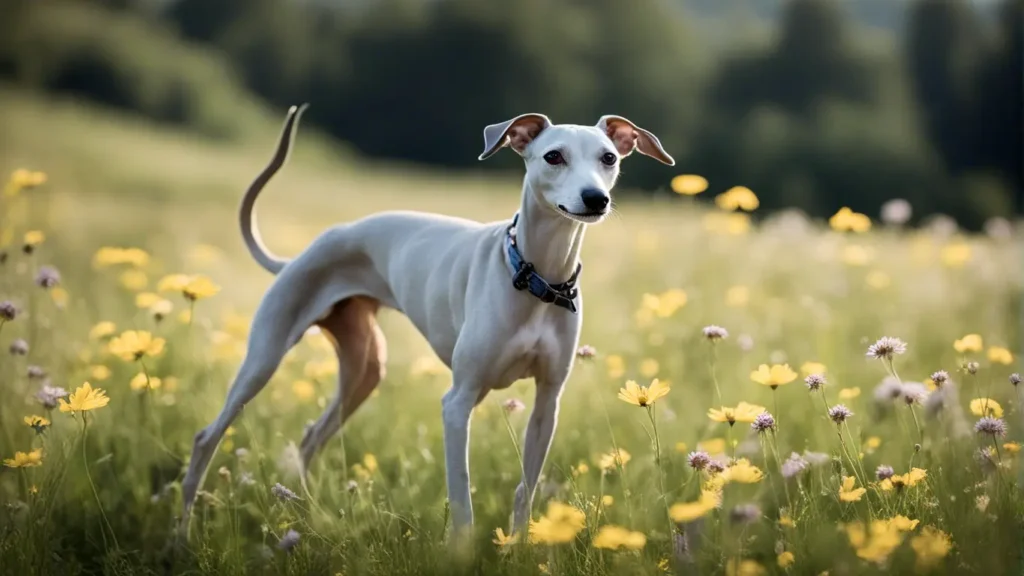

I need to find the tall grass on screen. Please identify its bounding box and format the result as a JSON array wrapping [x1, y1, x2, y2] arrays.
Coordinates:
[[0, 96, 1021, 575]]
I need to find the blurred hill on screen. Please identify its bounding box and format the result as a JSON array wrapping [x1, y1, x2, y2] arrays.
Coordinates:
[[0, 0, 1020, 229]]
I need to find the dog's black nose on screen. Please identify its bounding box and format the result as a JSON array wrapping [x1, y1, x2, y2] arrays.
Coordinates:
[[580, 188, 610, 212]]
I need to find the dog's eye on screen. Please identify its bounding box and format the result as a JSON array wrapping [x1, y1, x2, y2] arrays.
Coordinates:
[[543, 151, 564, 165], [601, 152, 618, 167]]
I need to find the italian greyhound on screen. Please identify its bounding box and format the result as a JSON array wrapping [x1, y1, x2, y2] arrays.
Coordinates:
[[178, 106, 673, 540]]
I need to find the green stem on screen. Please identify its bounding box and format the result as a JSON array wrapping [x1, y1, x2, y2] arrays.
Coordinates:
[[499, 402, 524, 475], [81, 416, 119, 550], [842, 422, 872, 500], [772, 389, 780, 429], [768, 430, 793, 512], [728, 424, 735, 460], [835, 425, 864, 487], [908, 405, 924, 443], [647, 406, 672, 535], [708, 344, 724, 407]]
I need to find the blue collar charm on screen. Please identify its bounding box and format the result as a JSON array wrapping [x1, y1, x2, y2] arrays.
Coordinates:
[[504, 215, 581, 313]]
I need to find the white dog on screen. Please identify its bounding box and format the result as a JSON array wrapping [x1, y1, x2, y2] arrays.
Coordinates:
[[178, 106, 673, 538]]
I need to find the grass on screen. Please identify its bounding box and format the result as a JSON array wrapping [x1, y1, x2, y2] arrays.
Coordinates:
[[1, 90, 1022, 575]]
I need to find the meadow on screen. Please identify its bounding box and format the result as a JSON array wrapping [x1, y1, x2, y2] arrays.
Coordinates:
[[0, 90, 1022, 575]]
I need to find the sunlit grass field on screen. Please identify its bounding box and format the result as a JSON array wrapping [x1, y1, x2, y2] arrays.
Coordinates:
[[1, 90, 1022, 575]]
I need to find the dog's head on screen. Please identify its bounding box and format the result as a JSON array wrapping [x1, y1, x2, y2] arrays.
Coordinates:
[[478, 114, 674, 224]]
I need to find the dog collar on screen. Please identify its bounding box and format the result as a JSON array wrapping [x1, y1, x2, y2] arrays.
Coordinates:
[[505, 215, 581, 313]]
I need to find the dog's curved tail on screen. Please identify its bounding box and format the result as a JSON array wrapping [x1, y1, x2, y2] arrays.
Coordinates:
[[240, 104, 308, 275]]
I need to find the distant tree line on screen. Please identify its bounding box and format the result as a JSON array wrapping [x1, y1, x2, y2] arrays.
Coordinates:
[[0, 0, 1019, 227]]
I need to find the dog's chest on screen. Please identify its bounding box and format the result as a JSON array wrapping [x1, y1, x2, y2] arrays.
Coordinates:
[[492, 311, 566, 387]]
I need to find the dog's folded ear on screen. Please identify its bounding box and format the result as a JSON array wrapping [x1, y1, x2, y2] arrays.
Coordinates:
[[479, 114, 552, 160], [596, 116, 675, 166]]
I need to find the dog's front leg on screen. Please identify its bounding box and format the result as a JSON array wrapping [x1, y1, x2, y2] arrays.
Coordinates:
[[441, 384, 478, 534], [512, 379, 564, 534]]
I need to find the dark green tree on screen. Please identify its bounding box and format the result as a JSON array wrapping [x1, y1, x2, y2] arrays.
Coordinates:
[[904, 0, 986, 170]]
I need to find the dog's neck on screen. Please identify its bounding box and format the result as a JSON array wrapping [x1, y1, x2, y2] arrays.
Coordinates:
[[514, 180, 586, 283]]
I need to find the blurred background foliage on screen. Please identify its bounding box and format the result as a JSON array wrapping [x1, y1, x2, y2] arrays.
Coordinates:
[[0, 0, 1019, 228]]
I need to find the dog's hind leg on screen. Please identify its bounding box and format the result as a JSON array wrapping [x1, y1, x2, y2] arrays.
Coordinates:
[[299, 296, 387, 475], [179, 302, 302, 535]]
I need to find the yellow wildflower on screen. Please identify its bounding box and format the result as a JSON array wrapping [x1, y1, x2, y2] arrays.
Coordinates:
[[92, 247, 149, 268], [528, 502, 586, 545], [118, 269, 148, 291], [988, 346, 1013, 365], [24, 415, 50, 433], [639, 358, 660, 378], [6, 169, 47, 195], [838, 387, 861, 400], [108, 330, 165, 361], [671, 174, 708, 195], [838, 476, 866, 502], [89, 365, 111, 381], [4, 449, 43, 468], [135, 292, 163, 309], [158, 273, 221, 301], [708, 402, 766, 425], [721, 459, 763, 484], [715, 186, 759, 212], [618, 379, 670, 407], [801, 361, 827, 376], [845, 520, 904, 565], [669, 490, 719, 523], [492, 527, 516, 549], [363, 453, 378, 473], [970, 398, 1003, 418], [641, 289, 688, 318], [697, 438, 727, 455], [24, 230, 45, 247], [129, 373, 162, 391], [829, 207, 871, 232], [606, 355, 625, 378], [58, 382, 110, 414], [51, 287, 69, 308], [89, 321, 117, 340], [292, 380, 316, 401], [726, 558, 767, 576], [911, 526, 952, 571], [591, 525, 646, 550], [879, 467, 927, 491], [601, 495, 614, 507], [953, 334, 983, 353], [351, 463, 371, 481], [750, 364, 797, 388], [778, 515, 796, 528], [571, 461, 590, 476], [884, 515, 919, 532], [597, 448, 631, 472], [777, 551, 795, 568], [1003, 442, 1021, 454]]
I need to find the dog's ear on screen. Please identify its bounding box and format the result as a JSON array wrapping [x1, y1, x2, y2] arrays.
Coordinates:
[[478, 114, 552, 160], [596, 115, 675, 166]]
